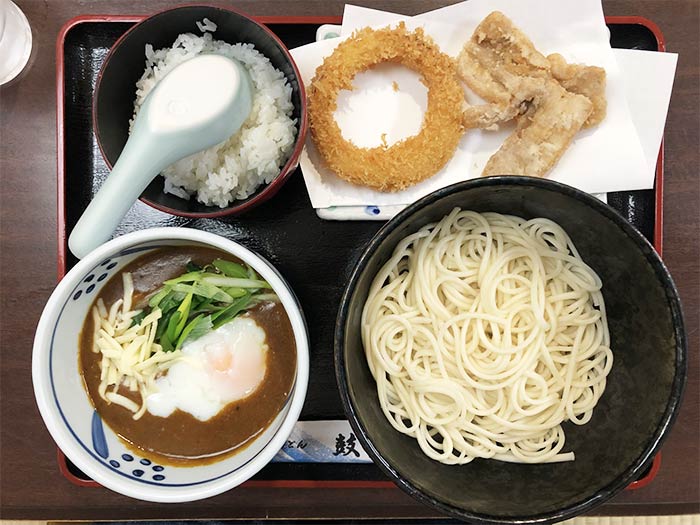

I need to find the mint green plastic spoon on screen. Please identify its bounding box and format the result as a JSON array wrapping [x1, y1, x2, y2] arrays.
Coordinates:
[[68, 54, 253, 259]]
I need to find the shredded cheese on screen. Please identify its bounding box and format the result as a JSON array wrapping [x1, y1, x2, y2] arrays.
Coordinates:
[[92, 272, 181, 420]]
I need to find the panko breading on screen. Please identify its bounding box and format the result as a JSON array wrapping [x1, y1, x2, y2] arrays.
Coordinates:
[[308, 23, 465, 192], [483, 80, 593, 177], [457, 11, 606, 177]]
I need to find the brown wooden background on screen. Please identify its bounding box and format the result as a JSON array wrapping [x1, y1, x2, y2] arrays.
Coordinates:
[[1, 0, 698, 520]]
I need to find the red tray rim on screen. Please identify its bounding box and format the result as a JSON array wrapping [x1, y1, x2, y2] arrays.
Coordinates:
[[54, 13, 665, 492]]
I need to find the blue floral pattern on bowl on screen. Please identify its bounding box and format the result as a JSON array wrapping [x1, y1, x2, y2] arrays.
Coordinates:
[[72, 258, 120, 301], [91, 411, 167, 481]]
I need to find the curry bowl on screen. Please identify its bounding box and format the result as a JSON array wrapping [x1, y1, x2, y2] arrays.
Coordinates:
[[33, 228, 309, 502], [335, 177, 686, 523], [93, 4, 307, 218]]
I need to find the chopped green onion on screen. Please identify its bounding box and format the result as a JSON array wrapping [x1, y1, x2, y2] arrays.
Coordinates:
[[164, 271, 206, 286], [130, 310, 147, 327], [176, 314, 212, 349], [155, 309, 173, 340], [158, 291, 185, 314], [148, 287, 171, 308], [143, 258, 270, 350], [165, 310, 182, 345], [160, 327, 174, 353], [211, 293, 252, 329], [174, 292, 193, 338], [213, 259, 249, 279], [201, 276, 270, 289], [170, 282, 233, 302], [247, 265, 257, 280], [253, 293, 279, 302], [186, 261, 202, 273], [190, 298, 216, 314], [224, 287, 247, 298]]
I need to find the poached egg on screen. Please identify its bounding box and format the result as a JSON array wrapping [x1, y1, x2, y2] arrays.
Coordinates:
[[146, 316, 268, 421]]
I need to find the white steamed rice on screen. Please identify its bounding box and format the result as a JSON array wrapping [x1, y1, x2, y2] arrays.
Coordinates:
[[131, 20, 297, 208]]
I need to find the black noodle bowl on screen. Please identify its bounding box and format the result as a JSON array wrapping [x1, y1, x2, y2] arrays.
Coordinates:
[[335, 176, 686, 524]]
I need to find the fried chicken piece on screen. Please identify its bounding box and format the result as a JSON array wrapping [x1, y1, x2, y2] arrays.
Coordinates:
[[482, 80, 593, 177], [457, 13, 552, 131], [457, 11, 606, 130], [463, 103, 525, 129], [462, 73, 549, 129], [456, 11, 606, 178], [458, 45, 512, 105], [457, 11, 550, 106], [458, 18, 548, 130], [548, 53, 607, 127], [468, 11, 551, 79]]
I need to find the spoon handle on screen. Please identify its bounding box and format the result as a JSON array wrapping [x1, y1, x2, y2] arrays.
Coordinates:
[[68, 135, 164, 259]]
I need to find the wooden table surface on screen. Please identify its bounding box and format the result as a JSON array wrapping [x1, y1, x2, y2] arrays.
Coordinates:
[[1, 0, 698, 520]]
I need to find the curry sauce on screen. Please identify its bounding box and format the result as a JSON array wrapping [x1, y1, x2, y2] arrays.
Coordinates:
[[79, 247, 297, 465]]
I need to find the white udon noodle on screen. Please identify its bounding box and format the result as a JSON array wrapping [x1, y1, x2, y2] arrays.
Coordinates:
[[361, 209, 613, 464]]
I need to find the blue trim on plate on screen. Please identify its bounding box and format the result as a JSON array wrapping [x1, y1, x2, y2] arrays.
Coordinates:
[[91, 411, 109, 459]]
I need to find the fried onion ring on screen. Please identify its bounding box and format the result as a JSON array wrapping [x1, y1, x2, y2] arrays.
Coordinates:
[[308, 23, 465, 192]]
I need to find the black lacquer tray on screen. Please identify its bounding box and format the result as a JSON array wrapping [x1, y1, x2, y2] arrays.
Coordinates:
[[56, 14, 665, 490]]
